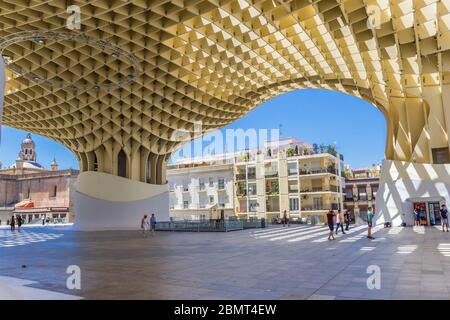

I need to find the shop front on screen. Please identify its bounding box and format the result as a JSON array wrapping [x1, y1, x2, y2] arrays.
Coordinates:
[[404, 197, 445, 226]]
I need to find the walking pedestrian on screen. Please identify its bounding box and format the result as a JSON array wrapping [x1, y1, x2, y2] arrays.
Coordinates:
[[150, 213, 157, 237], [17, 215, 22, 231], [344, 209, 351, 231], [327, 210, 336, 241], [282, 210, 290, 227], [141, 214, 149, 237], [10, 215, 15, 232], [367, 207, 374, 240], [440, 204, 449, 232], [335, 209, 346, 234]]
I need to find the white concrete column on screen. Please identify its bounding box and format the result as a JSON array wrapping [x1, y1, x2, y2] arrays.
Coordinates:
[[375, 160, 450, 226], [73, 171, 169, 231]]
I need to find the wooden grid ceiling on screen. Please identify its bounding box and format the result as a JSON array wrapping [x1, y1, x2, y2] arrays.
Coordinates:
[[1, 0, 449, 158]]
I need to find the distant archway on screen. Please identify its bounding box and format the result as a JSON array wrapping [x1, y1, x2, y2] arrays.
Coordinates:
[[117, 149, 127, 178]]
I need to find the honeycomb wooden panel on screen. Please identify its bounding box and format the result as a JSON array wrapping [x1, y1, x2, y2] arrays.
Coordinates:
[[1, 0, 449, 183]]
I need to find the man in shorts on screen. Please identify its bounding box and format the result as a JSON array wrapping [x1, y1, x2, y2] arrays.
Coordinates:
[[327, 210, 336, 241], [440, 204, 449, 232], [367, 207, 374, 240]]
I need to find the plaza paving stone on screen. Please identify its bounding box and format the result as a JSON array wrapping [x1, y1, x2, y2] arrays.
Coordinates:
[[2, 224, 450, 299]]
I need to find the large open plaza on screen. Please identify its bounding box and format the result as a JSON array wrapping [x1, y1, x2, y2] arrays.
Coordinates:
[[1, 0, 450, 305], [2, 224, 450, 300]]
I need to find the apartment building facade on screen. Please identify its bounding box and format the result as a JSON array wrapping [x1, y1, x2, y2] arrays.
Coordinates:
[[168, 138, 346, 223], [167, 159, 235, 221], [343, 165, 381, 223], [235, 146, 345, 223]]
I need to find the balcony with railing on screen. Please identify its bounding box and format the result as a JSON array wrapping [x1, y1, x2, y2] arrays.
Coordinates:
[[300, 185, 339, 193], [288, 179, 298, 193], [299, 166, 338, 176], [265, 171, 278, 178], [266, 181, 279, 195]]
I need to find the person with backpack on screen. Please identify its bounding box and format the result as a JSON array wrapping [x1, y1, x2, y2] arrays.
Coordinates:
[[440, 204, 449, 232]]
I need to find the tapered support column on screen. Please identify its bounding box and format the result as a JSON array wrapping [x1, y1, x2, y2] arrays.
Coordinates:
[[0, 56, 5, 141], [375, 160, 450, 226], [73, 171, 169, 231]]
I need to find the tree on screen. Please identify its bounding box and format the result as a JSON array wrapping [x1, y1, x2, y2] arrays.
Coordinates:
[[313, 143, 319, 154], [319, 144, 325, 153], [327, 144, 337, 155], [287, 147, 295, 157]]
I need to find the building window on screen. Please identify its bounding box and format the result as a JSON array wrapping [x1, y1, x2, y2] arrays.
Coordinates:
[[247, 166, 256, 179], [209, 177, 214, 187], [249, 200, 258, 212], [50, 185, 57, 198], [117, 149, 127, 178], [432, 147, 449, 164], [358, 187, 367, 201], [289, 198, 299, 211], [183, 201, 189, 209], [371, 185, 378, 199], [218, 178, 225, 190], [345, 188, 353, 201], [248, 183, 257, 196], [313, 197, 323, 210], [209, 196, 214, 203], [288, 162, 298, 175], [25, 187, 30, 199], [199, 179, 205, 190]]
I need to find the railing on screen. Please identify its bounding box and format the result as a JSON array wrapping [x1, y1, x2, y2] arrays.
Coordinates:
[[247, 173, 256, 180], [155, 220, 244, 232], [265, 172, 278, 178], [300, 186, 339, 193], [239, 219, 265, 229], [299, 167, 337, 175]]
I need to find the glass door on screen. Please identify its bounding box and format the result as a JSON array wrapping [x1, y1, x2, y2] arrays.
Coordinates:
[[428, 202, 441, 225]]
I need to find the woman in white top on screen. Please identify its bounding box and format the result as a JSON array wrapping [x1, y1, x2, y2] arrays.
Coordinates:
[[141, 214, 149, 237]]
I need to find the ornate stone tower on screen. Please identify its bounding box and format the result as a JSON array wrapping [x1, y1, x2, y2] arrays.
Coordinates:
[[50, 158, 58, 171], [18, 133, 36, 162]]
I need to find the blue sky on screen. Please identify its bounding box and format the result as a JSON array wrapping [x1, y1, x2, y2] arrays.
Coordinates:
[[0, 89, 386, 170]]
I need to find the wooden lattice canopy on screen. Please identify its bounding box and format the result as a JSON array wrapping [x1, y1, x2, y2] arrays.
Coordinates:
[[1, 0, 450, 182]]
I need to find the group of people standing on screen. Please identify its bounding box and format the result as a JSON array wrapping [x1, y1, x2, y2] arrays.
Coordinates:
[[141, 214, 157, 237], [8, 215, 23, 232], [413, 204, 450, 232], [326, 209, 352, 241]]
